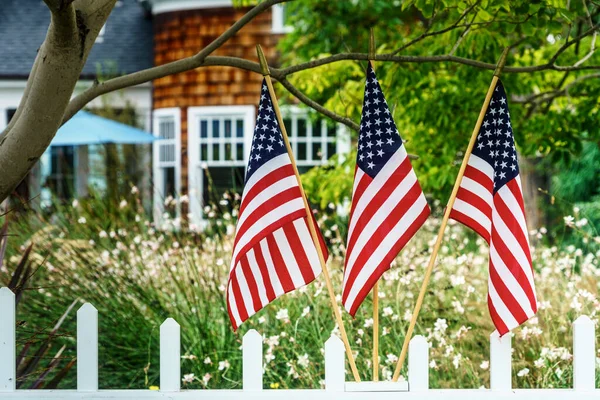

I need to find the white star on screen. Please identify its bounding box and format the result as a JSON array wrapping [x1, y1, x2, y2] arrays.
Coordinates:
[[279, 139, 284, 146], [268, 136, 275, 142], [504, 141, 510, 147], [487, 140, 493, 147], [260, 94, 266, 100], [367, 151, 374, 159], [262, 85, 267, 92], [374, 119, 381, 126], [373, 87, 380, 95], [261, 125, 268, 132], [377, 149, 384, 157], [366, 141, 373, 148], [483, 120, 490, 128], [359, 154, 365, 161], [499, 108, 505, 115], [374, 108, 381, 116], [500, 161, 507, 169], [267, 105, 273, 112], [386, 127, 393, 135], [365, 120, 372, 128], [477, 142, 484, 150], [266, 145, 273, 152], [499, 171, 506, 179], [489, 150, 495, 158], [254, 154, 261, 161], [259, 133, 266, 140], [510, 164, 516, 170], [375, 129, 382, 136], [376, 139, 383, 147], [264, 114, 271, 121], [364, 110, 371, 118], [500, 97, 506, 104], [257, 143, 264, 150], [386, 138, 394, 145], [384, 108, 390, 115], [373, 98, 381, 105], [367, 161, 375, 169], [490, 108, 497, 116], [484, 130, 492, 137], [385, 118, 392, 125], [502, 151, 509, 158]]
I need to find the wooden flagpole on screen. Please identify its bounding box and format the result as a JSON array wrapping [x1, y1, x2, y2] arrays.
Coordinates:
[[391, 47, 510, 382], [368, 28, 380, 382], [256, 45, 361, 383]]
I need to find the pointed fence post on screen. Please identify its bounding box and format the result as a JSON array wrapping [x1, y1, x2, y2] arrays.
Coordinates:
[[408, 335, 429, 391], [324, 335, 345, 392], [0, 288, 15, 392], [490, 331, 511, 391], [242, 329, 262, 391], [77, 303, 98, 391], [573, 315, 595, 391], [160, 318, 180, 392]]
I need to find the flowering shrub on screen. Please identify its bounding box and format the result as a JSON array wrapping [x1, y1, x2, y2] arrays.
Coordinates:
[[3, 190, 600, 389]]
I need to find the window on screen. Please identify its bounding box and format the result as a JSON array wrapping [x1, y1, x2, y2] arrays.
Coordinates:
[[188, 106, 255, 228], [282, 107, 340, 173], [272, 4, 293, 34], [152, 108, 181, 224]]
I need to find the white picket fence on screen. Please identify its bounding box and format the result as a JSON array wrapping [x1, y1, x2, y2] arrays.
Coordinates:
[[0, 287, 598, 399]]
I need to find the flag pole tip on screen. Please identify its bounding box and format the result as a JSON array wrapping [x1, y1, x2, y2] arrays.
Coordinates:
[[256, 44, 270, 76], [493, 47, 510, 77], [368, 28, 376, 60]]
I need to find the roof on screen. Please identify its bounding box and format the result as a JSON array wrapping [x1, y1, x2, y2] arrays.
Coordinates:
[[0, 0, 153, 79], [51, 111, 156, 146]]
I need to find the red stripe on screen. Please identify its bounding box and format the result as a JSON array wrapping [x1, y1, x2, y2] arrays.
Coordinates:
[[487, 294, 509, 336], [253, 244, 276, 302], [308, 213, 329, 261], [490, 225, 537, 311], [342, 181, 426, 303], [266, 233, 295, 292], [489, 260, 528, 323], [346, 205, 430, 316], [346, 157, 413, 259], [463, 164, 494, 190], [239, 255, 262, 314], [282, 222, 316, 283], [234, 186, 303, 248], [226, 288, 238, 331], [349, 172, 372, 218], [230, 269, 248, 326], [494, 191, 532, 266], [230, 209, 305, 273], [507, 179, 526, 218], [449, 209, 491, 243], [239, 164, 295, 216], [455, 186, 492, 219]]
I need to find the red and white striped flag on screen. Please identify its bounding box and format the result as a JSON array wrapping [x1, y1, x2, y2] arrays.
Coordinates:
[[227, 80, 328, 330], [342, 63, 430, 315], [449, 80, 537, 335]]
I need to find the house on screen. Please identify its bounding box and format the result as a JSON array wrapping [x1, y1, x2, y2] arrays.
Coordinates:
[[0, 0, 349, 226]]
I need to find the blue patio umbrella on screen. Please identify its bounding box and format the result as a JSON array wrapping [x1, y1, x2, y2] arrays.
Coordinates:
[[50, 111, 156, 146]]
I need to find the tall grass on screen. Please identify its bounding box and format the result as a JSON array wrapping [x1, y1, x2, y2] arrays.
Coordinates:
[[2, 190, 599, 390]]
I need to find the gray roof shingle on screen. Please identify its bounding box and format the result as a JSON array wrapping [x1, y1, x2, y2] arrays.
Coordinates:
[[0, 0, 153, 79]]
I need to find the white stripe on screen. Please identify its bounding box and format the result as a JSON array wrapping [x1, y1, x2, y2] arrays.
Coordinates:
[[344, 168, 418, 284], [237, 175, 299, 229], [467, 153, 494, 179], [344, 195, 428, 312], [347, 147, 407, 240], [489, 243, 535, 316], [272, 227, 305, 287], [293, 219, 322, 278], [243, 154, 291, 196], [497, 180, 532, 248], [227, 281, 242, 327], [460, 176, 493, 205], [488, 277, 519, 331], [236, 262, 257, 320], [491, 202, 535, 291], [352, 168, 366, 195], [452, 198, 492, 235], [230, 198, 305, 270], [260, 238, 285, 297], [246, 249, 269, 307]]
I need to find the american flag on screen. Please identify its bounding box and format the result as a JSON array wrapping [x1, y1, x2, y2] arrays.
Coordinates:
[[342, 63, 430, 316], [449, 80, 537, 335], [227, 80, 328, 330]]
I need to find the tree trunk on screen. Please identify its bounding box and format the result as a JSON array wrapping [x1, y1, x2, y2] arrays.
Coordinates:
[[518, 156, 550, 232]]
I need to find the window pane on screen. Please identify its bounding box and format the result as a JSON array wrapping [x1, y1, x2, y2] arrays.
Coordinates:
[[297, 118, 307, 137], [283, 118, 292, 137], [312, 120, 323, 137], [163, 167, 176, 197], [212, 144, 220, 160], [225, 119, 232, 138], [212, 120, 220, 138], [297, 142, 307, 160], [312, 143, 322, 160], [327, 122, 337, 137], [225, 143, 233, 161], [200, 144, 208, 161], [200, 120, 208, 138], [327, 142, 336, 159], [236, 119, 244, 138], [160, 144, 175, 162], [159, 119, 175, 140], [236, 143, 244, 161]]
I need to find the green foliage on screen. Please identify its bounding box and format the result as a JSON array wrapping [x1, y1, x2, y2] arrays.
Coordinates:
[[279, 0, 600, 203]]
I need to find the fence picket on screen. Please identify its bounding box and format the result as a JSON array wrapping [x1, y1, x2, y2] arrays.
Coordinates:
[[0, 288, 15, 392], [573, 315, 595, 391], [160, 318, 180, 392], [408, 335, 429, 391], [490, 330, 511, 391], [243, 329, 262, 391], [324, 335, 345, 392], [77, 303, 98, 391]]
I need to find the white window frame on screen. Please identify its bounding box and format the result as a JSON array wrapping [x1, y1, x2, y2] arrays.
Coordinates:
[[280, 106, 343, 168], [272, 4, 293, 34], [188, 105, 255, 228], [152, 107, 182, 225]]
